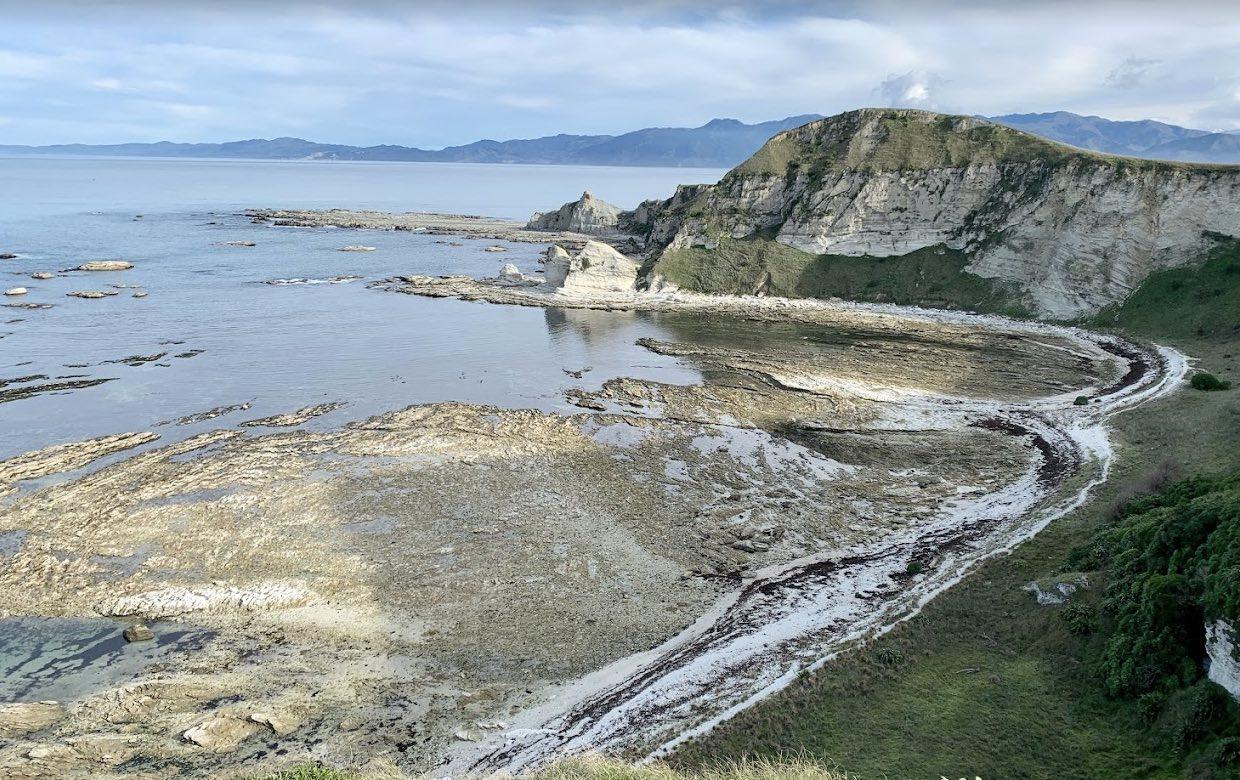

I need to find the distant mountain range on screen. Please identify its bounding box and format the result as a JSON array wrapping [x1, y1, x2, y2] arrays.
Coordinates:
[[0, 115, 824, 169], [988, 111, 1240, 163], [1, 111, 1237, 166]]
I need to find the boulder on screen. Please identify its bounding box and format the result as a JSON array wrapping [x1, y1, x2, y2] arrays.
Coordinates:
[[4, 287, 27, 296], [182, 716, 259, 751], [67, 290, 119, 299], [122, 624, 155, 642], [250, 710, 300, 736], [76, 260, 133, 271], [483, 245, 508, 253], [526, 191, 623, 235], [540, 241, 640, 295], [338, 245, 376, 252], [31, 272, 54, 280]]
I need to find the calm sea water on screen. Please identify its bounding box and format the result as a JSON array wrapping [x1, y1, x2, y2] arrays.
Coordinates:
[[0, 156, 727, 461]]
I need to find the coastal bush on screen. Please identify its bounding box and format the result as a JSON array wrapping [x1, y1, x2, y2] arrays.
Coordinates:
[[1079, 471, 1240, 760], [1074, 395, 1090, 406], [1060, 601, 1097, 635], [1191, 372, 1232, 391]]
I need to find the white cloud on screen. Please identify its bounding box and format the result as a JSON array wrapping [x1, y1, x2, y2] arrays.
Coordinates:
[[877, 71, 946, 109], [0, 3, 1238, 144]]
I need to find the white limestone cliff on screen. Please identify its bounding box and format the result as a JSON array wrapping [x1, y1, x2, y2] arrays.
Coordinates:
[[637, 109, 1240, 318]]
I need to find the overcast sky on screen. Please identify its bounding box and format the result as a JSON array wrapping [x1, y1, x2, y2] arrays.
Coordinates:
[[2, 1, 1239, 146]]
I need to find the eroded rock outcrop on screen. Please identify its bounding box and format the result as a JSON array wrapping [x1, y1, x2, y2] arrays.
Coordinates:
[[527, 191, 624, 235], [541, 241, 640, 294], [631, 108, 1240, 318], [1207, 619, 1240, 702]]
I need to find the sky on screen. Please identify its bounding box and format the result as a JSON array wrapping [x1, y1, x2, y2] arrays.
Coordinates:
[[2, 1, 1239, 147]]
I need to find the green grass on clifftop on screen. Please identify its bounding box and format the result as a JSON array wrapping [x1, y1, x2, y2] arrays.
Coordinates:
[[733, 109, 1232, 178], [653, 236, 1029, 316]]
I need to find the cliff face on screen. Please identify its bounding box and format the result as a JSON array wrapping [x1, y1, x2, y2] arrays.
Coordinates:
[[635, 109, 1240, 318]]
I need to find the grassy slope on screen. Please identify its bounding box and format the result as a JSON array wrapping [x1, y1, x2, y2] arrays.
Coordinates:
[[655, 237, 1030, 317], [669, 251, 1240, 779], [1091, 238, 1240, 342]]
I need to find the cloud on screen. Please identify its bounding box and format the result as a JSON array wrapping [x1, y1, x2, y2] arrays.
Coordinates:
[[1105, 57, 1160, 89], [0, 3, 1239, 145], [877, 70, 946, 109]]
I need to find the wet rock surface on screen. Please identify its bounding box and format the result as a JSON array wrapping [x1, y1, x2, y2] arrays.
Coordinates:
[[0, 281, 1183, 777]]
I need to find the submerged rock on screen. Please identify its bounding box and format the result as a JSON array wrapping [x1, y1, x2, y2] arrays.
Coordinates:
[[338, 245, 376, 252], [527, 190, 623, 235], [66, 290, 119, 299], [483, 245, 508, 253], [224, 240, 256, 247], [0, 253, 16, 260], [76, 260, 134, 272]]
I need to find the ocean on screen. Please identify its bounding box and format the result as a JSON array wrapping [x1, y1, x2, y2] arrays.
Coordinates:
[[0, 156, 726, 461]]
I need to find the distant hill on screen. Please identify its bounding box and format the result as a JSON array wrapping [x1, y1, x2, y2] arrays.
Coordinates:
[[5, 111, 1235, 166], [1141, 132, 1240, 164], [0, 115, 823, 169], [987, 111, 1239, 163]]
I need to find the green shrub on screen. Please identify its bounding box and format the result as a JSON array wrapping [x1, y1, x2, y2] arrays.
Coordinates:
[[1061, 601, 1097, 635], [905, 560, 924, 575], [1191, 372, 1232, 391], [1074, 395, 1090, 406], [1158, 680, 1230, 756], [1078, 471, 1240, 758]]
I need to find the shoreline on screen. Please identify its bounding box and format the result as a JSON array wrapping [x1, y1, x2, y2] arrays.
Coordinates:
[[0, 212, 1191, 778]]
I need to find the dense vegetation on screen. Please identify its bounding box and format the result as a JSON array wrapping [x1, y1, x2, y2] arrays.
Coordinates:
[[1069, 473, 1240, 771], [654, 237, 1029, 316]]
